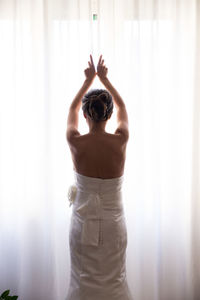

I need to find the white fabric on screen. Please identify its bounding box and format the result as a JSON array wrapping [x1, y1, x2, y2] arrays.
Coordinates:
[[0, 0, 200, 300], [66, 171, 133, 300]]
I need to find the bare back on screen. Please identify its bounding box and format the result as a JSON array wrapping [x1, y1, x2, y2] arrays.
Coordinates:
[[68, 132, 128, 179]]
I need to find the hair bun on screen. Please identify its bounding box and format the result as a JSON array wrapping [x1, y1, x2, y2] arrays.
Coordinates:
[[82, 89, 113, 122]]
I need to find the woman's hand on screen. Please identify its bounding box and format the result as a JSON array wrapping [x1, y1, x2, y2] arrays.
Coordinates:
[[84, 55, 96, 82], [97, 55, 108, 81]]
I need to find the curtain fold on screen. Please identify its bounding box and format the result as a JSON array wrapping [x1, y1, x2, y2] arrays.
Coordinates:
[[0, 1, 199, 299], [192, 1, 200, 299]]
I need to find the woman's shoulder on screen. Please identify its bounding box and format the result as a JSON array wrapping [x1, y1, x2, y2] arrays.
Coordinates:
[[68, 131, 128, 150]]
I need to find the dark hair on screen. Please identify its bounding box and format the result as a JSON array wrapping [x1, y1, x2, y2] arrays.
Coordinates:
[[82, 89, 113, 122]]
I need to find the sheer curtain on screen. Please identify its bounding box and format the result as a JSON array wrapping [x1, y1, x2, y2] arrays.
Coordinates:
[[0, 0, 199, 299]]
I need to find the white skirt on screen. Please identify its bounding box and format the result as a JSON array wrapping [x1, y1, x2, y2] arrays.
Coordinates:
[[66, 171, 133, 300]]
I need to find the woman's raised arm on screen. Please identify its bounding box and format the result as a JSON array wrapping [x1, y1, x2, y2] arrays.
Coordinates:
[[97, 55, 129, 141], [66, 55, 96, 142]]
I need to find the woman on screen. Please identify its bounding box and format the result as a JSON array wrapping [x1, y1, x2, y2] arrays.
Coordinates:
[[65, 55, 133, 300]]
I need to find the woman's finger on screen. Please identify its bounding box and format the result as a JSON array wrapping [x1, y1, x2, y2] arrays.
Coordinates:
[[90, 54, 95, 67], [98, 55, 102, 65]]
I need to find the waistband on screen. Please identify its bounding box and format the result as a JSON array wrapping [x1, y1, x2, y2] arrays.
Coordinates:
[[73, 171, 124, 194]]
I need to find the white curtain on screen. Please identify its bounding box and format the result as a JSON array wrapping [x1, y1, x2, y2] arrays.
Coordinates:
[[0, 0, 199, 299]]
